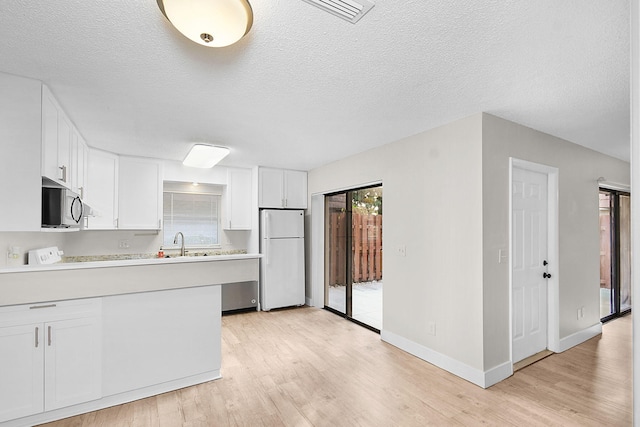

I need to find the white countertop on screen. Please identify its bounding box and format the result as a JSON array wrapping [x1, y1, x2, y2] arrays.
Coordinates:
[[0, 253, 262, 274]]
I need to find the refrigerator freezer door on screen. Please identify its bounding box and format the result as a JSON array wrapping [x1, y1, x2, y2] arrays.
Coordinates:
[[261, 238, 305, 311], [262, 209, 304, 239]]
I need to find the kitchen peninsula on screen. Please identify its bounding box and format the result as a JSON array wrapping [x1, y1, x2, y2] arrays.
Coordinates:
[[0, 254, 260, 427]]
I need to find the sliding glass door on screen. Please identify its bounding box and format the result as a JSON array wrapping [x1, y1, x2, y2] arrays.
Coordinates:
[[325, 185, 382, 331], [599, 189, 631, 321], [326, 192, 349, 315]]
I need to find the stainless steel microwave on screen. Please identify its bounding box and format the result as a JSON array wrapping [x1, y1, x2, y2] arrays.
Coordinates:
[[42, 187, 84, 228]]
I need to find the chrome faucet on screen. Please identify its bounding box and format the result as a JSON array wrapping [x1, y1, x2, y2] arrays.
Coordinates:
[[173, 232, 186, 256]]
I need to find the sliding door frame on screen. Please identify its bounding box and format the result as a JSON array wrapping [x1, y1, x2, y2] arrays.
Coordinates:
[[323, 182, 382, 332], [600, 187, 632, 323]]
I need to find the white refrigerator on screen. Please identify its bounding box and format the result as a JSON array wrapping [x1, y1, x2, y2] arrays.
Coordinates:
[[260, 209, 305, 311]]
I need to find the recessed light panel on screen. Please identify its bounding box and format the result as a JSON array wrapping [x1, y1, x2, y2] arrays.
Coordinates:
[[183, 144, 230, 168]]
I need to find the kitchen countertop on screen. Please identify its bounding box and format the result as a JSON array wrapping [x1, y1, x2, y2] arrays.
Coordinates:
[[0, 252, 261, 274], [0, 254, 262, 306]]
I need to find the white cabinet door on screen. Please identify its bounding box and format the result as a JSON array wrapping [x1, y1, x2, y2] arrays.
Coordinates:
[[86, 149, 119, 229], [71, 130, 88, 198], [0, 323, 44, 422], [41, 85, 71, 189], [57, 113, 71, 187], [118, 156, 162, 230], [44, 317, 102, 411], [258, 168, 285, 208], [41, 87, 59, 183], [258, 167, 308, 209], [283, 169, 307, 209], [0, 72, 42, 231], [224, 167, 252, 230]]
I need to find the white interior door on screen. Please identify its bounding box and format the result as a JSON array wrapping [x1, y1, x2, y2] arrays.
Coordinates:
[[512, 166, 549, 363]]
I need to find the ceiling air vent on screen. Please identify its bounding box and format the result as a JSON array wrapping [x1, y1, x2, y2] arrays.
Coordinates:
[[301, 0, 375, 24]]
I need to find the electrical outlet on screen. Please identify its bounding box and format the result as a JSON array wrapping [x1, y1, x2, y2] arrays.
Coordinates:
[[427, 321, 436, 336], [577, 307, 585, 320], [118, 240, 130, 249], [396, 245, 406, 257], [7, 246, 21, 260]]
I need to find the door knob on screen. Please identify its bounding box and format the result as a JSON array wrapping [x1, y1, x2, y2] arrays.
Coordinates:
[[543, 272, 552, 279], [543, 260, 548, 266]]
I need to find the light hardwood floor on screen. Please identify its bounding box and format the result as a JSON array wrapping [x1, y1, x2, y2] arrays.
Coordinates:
[[41, 308, 632, 426]]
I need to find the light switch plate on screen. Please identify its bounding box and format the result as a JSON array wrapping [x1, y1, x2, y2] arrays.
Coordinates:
[[396, 245, 406, 257]]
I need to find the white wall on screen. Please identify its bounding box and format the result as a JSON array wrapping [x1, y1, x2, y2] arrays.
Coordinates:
[[308, 112, 630, 386], [308, 114, 486, 371], [481, 113, 630, 371]]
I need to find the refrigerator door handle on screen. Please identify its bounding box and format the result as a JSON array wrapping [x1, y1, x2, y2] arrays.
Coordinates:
[[266, 239, 270, 265], [265, 212, 270, 265]]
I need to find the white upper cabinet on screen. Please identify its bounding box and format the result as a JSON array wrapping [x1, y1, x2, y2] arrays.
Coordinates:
[[42, 85, 72, 189], [224, 167, 252, 230], [258, 168, 284, 208], [0, 72, 42, 231], [118, 156, 163, 230], [85, 153, 162, 231], [85, 149, 119, 230], [258, 167, 307, 209], [70, 130, 88, 198], [283, 169, 308, 209]]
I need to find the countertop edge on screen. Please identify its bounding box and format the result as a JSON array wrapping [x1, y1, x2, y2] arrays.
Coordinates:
[[0, 253, 263, 274]]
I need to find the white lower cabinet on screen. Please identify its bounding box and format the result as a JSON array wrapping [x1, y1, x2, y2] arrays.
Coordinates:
[[44, 317, 102, 411], [0, 300, 102, 424], [0, 286, 221, 426], [0, 323, 43, 422]]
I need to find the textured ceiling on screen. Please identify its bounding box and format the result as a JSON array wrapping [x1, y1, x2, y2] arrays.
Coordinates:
[[0, 1, 630, 170]]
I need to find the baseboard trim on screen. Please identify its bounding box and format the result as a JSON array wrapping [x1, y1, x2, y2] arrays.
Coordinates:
[[558, 322, 602, 353], [381, 330, 511, 388], [484, 361, 513, 388]]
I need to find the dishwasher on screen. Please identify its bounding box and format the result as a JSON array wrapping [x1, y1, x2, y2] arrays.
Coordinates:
[[221, 281, 259, 313]]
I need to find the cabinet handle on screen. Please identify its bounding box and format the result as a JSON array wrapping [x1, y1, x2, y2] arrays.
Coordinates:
[[158, 219, 161, 229], [29, 304, 57, 310], [79, 186, 84, 199], [35, 327, 39, 348], [59, 165, 67, 182], [48, 326, 52, 346]]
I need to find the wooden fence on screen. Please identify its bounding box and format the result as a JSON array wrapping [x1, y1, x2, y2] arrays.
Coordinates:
[[328, 212, 382, 285]]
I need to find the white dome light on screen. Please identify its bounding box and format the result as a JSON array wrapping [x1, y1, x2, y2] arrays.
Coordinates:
[[157, 0, 253, 48]]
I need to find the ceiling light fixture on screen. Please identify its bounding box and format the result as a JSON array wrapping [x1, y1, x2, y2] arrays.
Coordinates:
[[156, 0, 253, 48], [183, 144, 230, 168]]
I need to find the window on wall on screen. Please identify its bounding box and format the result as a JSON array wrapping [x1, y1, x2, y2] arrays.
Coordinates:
[[163, 182, 222, 248]]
